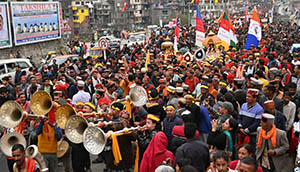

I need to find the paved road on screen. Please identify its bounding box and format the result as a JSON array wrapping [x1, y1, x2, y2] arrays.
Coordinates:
[[0, 151, 105, 172]]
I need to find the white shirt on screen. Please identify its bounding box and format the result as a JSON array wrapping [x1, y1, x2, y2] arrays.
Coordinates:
[[72, 90, 91, 104], [292, 60, 300, 66], [283, 101, 296, 131], [92, 77, 101, 87]]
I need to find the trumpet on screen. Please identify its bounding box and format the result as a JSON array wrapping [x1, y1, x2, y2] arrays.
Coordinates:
[[83, 126, 139, 155]]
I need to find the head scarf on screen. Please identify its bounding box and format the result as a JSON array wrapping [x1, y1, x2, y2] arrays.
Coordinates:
[[140, 132, 175, 172]]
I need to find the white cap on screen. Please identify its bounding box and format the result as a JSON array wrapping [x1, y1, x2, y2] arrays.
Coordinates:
[[77, 80, 85, 87], [262, 113, 275, 124], [141, 67, 147, 73], [176, 87, 183, 93]]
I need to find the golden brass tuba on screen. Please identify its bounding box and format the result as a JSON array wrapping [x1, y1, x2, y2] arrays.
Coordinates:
[[30, 91, 53, 116], [55, 104, 76, 129], [0, 101, 23, 128], [26, 145, 49, 172], [65, 115, 88, 144], [0, 132, 26, 157], [83, 126, 138, 155], [129, 85, 148, 106]]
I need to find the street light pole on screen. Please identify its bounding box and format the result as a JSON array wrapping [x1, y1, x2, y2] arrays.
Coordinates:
[[188, 2, 191, 25]]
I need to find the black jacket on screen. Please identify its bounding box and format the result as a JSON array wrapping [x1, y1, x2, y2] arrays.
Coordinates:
[[274, 110, 287, 131], [176, 138, 210, 172], [186, 103, 200, 127], [259, 95, 284, 113]]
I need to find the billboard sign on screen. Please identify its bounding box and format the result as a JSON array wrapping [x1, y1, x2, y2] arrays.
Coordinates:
[[0, 3, 12, 49], [11, 2, 61, 46]]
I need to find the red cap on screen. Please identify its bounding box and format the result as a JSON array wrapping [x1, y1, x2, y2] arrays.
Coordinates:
[[35, 73, 41, 77], [21, 76, 26, 80], [144, 75, 150, 80], [95, 83, 104, 89], [92, 70, 98, 74]]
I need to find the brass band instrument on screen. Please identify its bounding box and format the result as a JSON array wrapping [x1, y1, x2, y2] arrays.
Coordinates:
[[57, 140, 69, 158], [0, 132, 26, 157], [0, 101, 23, 128], [80, 112, 108, 120], [89, 121, 121, 127], [129, 85, 148, 106], [55, 104, 76, 129], [25, 114, 48, 121], [65, 115, 88, 144], [26, 145, 49, 172], [30, 91, 53, 116], [83, 126, 138, 155], [0, 132, 49, 171]]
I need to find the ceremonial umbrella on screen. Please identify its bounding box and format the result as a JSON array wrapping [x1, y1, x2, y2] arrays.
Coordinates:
[[202, 31, 222, 47]]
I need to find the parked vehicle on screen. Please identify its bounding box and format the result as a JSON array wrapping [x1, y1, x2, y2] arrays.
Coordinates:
[[128, 33, 146, 47], [0, 58, 33, 83], [89, 47, 103, 59], [101, 36, 121, 50], [48, 55, 79, 66]]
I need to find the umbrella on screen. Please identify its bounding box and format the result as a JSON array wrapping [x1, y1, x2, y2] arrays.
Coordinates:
[[202, 31, 222, 47]]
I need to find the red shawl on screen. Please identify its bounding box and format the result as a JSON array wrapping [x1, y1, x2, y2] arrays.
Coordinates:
[[26, 158, 37, 172], [140, 132, 175, 172]]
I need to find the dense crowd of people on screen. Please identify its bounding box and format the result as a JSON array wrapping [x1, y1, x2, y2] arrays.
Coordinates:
[[1, 10, 300, 172]]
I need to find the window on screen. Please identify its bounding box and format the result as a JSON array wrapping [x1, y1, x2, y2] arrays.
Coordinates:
[[162, 10, 168, 15], [0, 64, 5, 75], [81, 9, 85, 13], [6, 63, 16, 73], [17, 62, 29, 69]]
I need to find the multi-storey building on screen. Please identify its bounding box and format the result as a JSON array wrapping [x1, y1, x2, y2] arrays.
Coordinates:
[[130, 0, 153, 29]]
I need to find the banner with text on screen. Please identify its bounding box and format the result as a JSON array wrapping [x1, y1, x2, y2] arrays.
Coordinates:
[[11, 2, 61, 46], [0, 3, 12, 49]]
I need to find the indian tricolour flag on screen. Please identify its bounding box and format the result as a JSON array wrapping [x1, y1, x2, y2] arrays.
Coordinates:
[[217, 12, 238, 49]]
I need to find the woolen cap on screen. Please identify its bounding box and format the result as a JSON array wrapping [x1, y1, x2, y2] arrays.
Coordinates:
[[218, 101, 234, 114], [262, 113, 275, 124]]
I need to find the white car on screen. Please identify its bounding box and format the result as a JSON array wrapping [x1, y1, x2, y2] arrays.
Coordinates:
[[0, 58, 33, 83], [128, 34, 146, 47], [101, 36, 121, 49]]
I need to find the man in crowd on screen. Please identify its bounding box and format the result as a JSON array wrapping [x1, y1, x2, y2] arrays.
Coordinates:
[[175, 123, 210, 172], [239, 89, 264, 148], [72, 80, 91, 104], [256, 113, 289, 172], [11, 144, 40, 172], [163, 104, 182, 148]]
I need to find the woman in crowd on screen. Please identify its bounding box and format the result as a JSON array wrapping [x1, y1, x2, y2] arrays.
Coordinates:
[[140, 132, 175, 172], [207, 118, 238, 157], [208, 151, 237, 172], [229, 144, 263, 172]]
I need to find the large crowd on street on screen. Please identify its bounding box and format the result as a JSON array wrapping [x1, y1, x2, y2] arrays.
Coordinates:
[[1, 7, 300, 172]]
